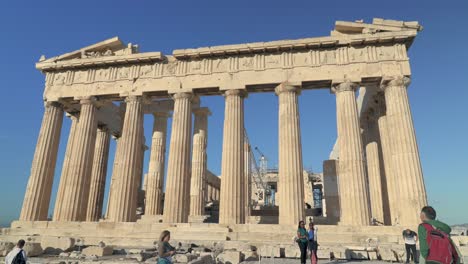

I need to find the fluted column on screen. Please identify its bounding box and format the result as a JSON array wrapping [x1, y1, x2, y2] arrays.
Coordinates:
[[189, 131, 207, 216], [219, 89, 247, 225], [86, 126, 111, 221], [363, 111, 385, 224], [145, 112, 170, 216], [54, 97, 98, 221], [189, 108, 210, 217], [275, 84, 305, 225], [105, 135, 120, 219], [376, 105, 398, 225], [163, 93, 193, 223], [53, 113, 78, 220], [332, 81, 370, 226], [244, 142, 251, 219], [107, 96, 144, 222], [381, 76, 427, 227], [20, 102, 64, 221]]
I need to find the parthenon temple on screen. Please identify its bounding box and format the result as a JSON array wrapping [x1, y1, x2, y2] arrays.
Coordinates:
[[3, 18, 429, 255]]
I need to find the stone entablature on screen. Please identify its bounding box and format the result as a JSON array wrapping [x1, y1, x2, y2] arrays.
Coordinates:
[[37, 19, 420, 101]]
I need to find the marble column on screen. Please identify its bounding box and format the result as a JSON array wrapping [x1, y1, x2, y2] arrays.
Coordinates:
[[376, 104, 398, 225], [86, 126, 111, 221], [381, 76, 427, 227], [145, 112, 169, 216], [275, 84, 305, 225], [363, 110, 385, 224], [207, 185, 213, 202], [332, 81, 370, 226], [189, 131, 207, 216], [219, 89, 247, 225], [53, 113, 78, 220], [105, 135, 120, 219], [107, 96, 144, 222], [189, 108, 210, 217], [20, 102, 64, 221], [244, 142, 251, 219], [54, 97, 98, 221], [163, 92, 193, 223]]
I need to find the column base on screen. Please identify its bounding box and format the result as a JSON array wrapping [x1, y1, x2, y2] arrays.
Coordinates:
[[138, 215, 164, 223]]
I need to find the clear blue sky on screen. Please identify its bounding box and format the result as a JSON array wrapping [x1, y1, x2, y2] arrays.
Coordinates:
[[0, 0, 467, 227]]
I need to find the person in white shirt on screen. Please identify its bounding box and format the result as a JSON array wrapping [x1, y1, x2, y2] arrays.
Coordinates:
[[402, 229, 418, 264], [5, 239, 27, 264]]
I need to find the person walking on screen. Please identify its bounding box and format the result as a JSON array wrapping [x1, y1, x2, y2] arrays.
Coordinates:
[[308, 222, 318, 264], [5, 239, 26, 264], [157, 230, 176, 264], [297, 220, 308, 264], [402, 229, 418, 263]]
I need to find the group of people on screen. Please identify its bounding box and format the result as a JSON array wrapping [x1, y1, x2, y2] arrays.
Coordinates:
[[295, 206, 461, 264], [297, 221, 318, 264], [4, 206, 461, 264]]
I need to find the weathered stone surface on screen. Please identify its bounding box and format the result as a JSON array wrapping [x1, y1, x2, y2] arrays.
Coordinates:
[[82, 246, 113, 257], [69, 250, 83, 258], [257, 245, 280, 258], [24, 242, 43, 257], [0, 241, 14, 256], [189, 254, 215, 264], [284, 244, 300, 258], [217, 250, 241, 264], [41, 236, 75, 253], [368, 251, 379, 260], [59, 252, 70, 258], [377, 247, 397, 262], [174, 253, 198, 263]]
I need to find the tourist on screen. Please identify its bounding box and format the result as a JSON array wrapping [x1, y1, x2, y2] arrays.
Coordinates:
[[308, 222, 318, 264], [5, 239, 26, 264], [402, 229, 418, 263], [418, 206, 460, 264], [297, 220, 308, 264], [157, 230, 176, 264]]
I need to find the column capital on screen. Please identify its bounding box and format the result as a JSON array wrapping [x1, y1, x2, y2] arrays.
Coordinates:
[[380, 76, 411, 91], [224, 89, 248, 98], [125, 95, 142, 103], [77, 96, 98, 105], [97, 124, 109, 132], [331, 81, 359, 94], [172, 92, 194, 101], [193, 107, 212, 117], [274, 83, 301, 95], [44, 100, 63, 109]]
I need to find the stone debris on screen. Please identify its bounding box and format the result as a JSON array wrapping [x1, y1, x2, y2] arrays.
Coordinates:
[[217, 250, 241, 264], [23, 242, 43, 257], [174, 252, 198, 263], [82, 245, 114, 257], [0, 241, 14, 257], [41, 236, 75, 254]]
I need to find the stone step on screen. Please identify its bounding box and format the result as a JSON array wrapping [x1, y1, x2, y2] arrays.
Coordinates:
[[231, 231, 400, 244]]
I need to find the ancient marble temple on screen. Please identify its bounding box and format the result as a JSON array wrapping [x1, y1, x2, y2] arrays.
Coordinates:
[[11, 19, 427, 247]]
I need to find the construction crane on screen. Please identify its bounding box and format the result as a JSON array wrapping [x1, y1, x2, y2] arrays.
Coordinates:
[[253, 146, 273, 206], [254, 147, 268, 177], [244, 130, 270, 207]]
